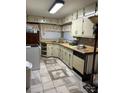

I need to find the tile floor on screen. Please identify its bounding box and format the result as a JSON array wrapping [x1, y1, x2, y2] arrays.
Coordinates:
[[27, 57, 88, 93]]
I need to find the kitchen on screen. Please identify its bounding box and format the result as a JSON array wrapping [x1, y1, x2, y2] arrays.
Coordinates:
[[26, 0, 98, 93]]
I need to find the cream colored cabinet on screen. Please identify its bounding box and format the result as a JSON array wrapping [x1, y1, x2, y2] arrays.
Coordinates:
[[68, 51, 73, 69], [82, 18, 94, 37], [47, 44, 53, 56], [58, 46, 63, 60], [72, 17, 94, 38], [71, 20, 77, 36], [73, 55, 84, 74], [65, 49, 73, 68], [61, 48, 73, 69], [62, 25, 71, 32], [47, 44, 59, 57], [58, 46, 61, 58], [72, 12, 78, 20], [43, 25, 61, 32], [53, 45, 59, 57], [62, 47, 66, 62], [72, 18, 83, 36], [78, 9, 84, 18], [63, 48, 69, 65]]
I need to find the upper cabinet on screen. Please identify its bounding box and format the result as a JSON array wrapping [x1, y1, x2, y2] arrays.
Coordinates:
[[78, 9, 84, 18], [83, 18, 94, 38], [62, 14, 73, 24], [72, 18, 83, 36], [27, 16, 60, 25], [71, 18, 94, 38], [62, 24, 72, 32], [42, 24, 61, 32], [72, 12, 78, 20]]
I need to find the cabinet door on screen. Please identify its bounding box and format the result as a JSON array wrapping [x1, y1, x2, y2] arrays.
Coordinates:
[[54, 45, 59, 57], [47, 45, 52, 56], [58, 46, 61, 58], [62, 48, 65, 62], [50, 45, 54, 56], [76, 18, 83, 36], [66, 51, 70, 66], [73, 55, 84, 74], [47, 45, 50, 56], [83, 18, 94, 37], [64, 49, 69, 65], [72, 18, 83, 36], [59, 47, 63, 60], [56, 45, 59, 57], [72, 20, 77, 36], [69, 52, 73, 69]]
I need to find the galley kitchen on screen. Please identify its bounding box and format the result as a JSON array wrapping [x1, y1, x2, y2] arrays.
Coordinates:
[[26, 0, 98, 93]]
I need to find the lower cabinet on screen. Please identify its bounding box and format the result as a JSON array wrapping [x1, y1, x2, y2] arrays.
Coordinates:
[[47, 44, 59, 57], [73, 55, 84, 75], [61, 48, 73, 69], [47, 44, 53, 56], [46, 43, 97, 76], [47, 44, 73, 69], [53, 44, 59, 57], [68, 52, 73, 69], [58, 46, 63, 60]]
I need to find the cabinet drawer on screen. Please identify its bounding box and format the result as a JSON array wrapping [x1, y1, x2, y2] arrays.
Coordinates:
[[73, 55, 84, 74]]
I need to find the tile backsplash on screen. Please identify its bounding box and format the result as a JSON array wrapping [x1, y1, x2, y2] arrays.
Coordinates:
[[77, 37, 98, 47]]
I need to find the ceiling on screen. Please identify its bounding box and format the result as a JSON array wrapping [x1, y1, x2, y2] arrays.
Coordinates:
[[26, 0, 97, 19]]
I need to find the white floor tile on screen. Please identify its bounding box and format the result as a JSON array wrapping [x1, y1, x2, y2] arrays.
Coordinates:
[[31, 84, 43, 93], [56, 85, 70, 93], [44, 88, 57, 93], [41, 76, 52, 84], [53, 79, 65, 87], [43, 81, 54, 90], [30, 57, 90, 93]]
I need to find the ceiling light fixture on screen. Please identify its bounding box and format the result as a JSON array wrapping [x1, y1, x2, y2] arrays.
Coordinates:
[[49, 0, 64, 14]]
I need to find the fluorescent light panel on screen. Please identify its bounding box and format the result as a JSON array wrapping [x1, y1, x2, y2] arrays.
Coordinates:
[[50, 3, 64, 14], [49, 0, 64, 14], [85, 11, 95, 16]]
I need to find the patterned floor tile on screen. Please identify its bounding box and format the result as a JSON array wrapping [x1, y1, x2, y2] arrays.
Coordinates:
[[31, 78, 41, 86], [44, 88, 57, 93], [53, 79, 65, 87], [49, 69, 69, 80], [41, 76, 52, 84], [63, 77, 77, 86], [56, 85, 70, 93], [43, 81, 54, 90], [31, 84, 43, 93], [29, 57, 88, 93]]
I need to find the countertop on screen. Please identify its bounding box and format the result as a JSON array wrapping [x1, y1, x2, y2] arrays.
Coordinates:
[[41, 41, 98, 54]]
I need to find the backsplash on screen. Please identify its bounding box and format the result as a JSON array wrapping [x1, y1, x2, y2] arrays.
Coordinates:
[[77, 37, 98, 47]]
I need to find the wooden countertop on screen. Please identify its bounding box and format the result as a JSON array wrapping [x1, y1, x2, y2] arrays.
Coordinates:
[[41, 41, 98, 54]]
